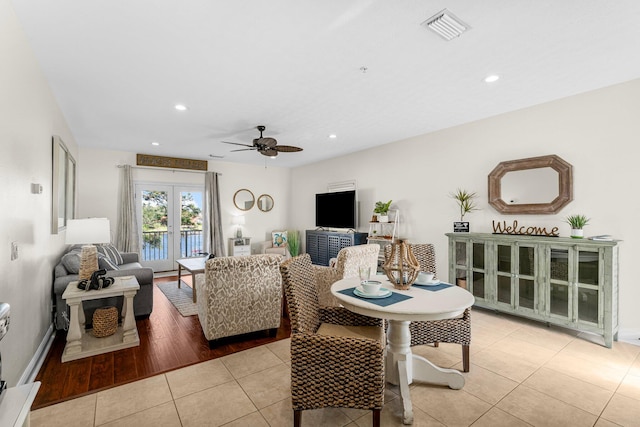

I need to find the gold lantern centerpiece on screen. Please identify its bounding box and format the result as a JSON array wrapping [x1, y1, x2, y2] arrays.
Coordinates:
[[383, 239, 420, 290]]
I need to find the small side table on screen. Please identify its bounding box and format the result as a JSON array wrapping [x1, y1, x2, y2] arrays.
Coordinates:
[[228, 237, 251, 256], [61, 276, 140, 362]]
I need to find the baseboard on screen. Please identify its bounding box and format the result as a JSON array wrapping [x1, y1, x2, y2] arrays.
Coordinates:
[[18, 324, 56, 385], [618, 328, 640, 347]]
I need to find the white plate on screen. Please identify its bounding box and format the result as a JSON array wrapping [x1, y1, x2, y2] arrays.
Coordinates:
[[354, 286, 392, 299], [414, 279, 441, 286]]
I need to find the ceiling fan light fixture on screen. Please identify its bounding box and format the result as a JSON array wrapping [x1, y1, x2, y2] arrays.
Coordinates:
[[422, 9, 469, 41]]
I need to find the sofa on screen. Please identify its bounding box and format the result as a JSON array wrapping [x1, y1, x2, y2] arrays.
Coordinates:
[[53, 244, 154, 330]]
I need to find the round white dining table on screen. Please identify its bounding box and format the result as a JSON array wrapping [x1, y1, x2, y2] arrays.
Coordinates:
[[331, 276, 475, 425]]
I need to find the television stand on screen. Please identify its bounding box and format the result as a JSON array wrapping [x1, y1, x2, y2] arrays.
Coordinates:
[[306, 230, 367, 266]]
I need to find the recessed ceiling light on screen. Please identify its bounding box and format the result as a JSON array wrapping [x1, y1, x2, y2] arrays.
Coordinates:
[[329, 134, 337, 139], [151, 141, 160, 146], [484, 75, 500, 83], [174, 104, 188, 111]]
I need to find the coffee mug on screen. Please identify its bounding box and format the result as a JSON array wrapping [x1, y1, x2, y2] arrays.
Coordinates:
[[361, 280, 382, 295], [418, 271, 435, 282]]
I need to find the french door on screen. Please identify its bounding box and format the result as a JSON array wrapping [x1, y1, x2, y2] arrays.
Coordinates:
[[135, 183, 204, 271]]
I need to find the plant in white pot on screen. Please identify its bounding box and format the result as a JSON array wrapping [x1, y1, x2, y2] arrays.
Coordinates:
[[374, 200, 392, 223], [565, 214, 589, 238], [451, 189, 478, 232]]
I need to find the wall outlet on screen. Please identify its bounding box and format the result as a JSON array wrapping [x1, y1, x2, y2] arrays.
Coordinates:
[[11, 242, 18, 260]]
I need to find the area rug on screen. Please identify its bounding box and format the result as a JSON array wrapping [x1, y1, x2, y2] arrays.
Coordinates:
[[157, 282, 198, 316]]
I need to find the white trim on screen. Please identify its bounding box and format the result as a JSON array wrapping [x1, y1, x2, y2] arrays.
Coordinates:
[[18, 325, 55, 385]]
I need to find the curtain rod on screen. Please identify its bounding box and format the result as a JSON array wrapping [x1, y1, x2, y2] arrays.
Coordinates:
[[116, 164, 221, 175]]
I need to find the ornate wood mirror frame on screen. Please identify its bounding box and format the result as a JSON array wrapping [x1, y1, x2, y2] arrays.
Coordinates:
[[488, 154, 573, 214]]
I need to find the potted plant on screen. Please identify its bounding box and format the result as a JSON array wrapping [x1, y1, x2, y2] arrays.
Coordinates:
[[374, 200, 392, 223], [565, 214, 589, 238], [451, 189, 478, 232], [287, 229, 300, 257]]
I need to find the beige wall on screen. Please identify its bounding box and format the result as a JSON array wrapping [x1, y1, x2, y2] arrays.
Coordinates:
[[0, 0, 78, 386], [290, 78, 640, 337], [77, 148, 291, 260]]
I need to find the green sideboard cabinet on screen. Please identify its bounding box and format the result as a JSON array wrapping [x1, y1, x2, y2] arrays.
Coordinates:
[[446, 233, 620, 347]]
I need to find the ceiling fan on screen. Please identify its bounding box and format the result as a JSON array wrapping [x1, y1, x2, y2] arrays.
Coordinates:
[[222, 125, 303, 157]]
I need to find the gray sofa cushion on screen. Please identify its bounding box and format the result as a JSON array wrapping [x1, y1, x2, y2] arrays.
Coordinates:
[[61, 250, 82, 274], [97, 243, 124, 265], [98, 255, 119, 270]]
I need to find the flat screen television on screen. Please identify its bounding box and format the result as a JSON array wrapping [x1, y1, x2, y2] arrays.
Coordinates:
[[315, 190, 357, 229]]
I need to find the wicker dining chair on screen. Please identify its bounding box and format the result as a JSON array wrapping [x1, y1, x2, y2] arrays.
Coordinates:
[[384, 243, 471, 372], [280, 254, 386, 427]]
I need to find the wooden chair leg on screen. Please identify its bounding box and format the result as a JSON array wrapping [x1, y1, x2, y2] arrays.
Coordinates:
[[372, 408, 381, 427], [462, 344, 470, 372], [433, 342, 439, 347], [294, 409, 302, 427]]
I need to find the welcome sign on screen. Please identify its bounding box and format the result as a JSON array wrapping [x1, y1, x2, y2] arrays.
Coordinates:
[[492, 220, 559, 237]]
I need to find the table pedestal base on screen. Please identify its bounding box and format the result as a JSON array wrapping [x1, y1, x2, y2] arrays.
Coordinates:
[[385, 320, 465, 424]]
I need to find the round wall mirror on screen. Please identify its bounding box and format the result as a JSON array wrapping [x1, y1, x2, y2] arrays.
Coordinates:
[[233, 189, 255, 211], [257, 194, 274, 212]]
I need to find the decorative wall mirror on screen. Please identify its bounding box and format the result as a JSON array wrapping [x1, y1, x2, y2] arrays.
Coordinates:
[[488, 154, 573, 214], [233, 189, 255, 211], [51, 135, 76, 234], [257, 194, 274, 212]]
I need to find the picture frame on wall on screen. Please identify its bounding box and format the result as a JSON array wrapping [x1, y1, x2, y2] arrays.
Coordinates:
[[51, 135, 76, 234]]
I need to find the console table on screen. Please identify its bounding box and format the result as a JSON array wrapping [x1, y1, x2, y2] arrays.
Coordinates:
[[228, 237, 251, 257], [446, 233, 619, 347], [61, 276, 140, 362]]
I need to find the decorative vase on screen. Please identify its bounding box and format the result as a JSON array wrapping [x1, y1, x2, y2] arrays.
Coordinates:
[[383, 239, 420, 290], [571, 228, 584, 238], [453, 221, 469, 232]]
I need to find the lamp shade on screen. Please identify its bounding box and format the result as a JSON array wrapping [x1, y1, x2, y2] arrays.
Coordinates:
[[65, 218, 111, 245], [232, 216, 245, 226]]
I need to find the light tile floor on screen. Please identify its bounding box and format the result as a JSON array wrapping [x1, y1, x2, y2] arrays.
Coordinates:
[[30, 309, 640, 426]]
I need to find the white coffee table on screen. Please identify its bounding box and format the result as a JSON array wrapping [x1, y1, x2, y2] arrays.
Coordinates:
[[176, 256, 207, 303], [61, 276, 140, 362], [332, 277, 474, 424]]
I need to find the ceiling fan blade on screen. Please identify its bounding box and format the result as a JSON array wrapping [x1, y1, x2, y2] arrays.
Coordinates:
[[260, 148, 278, 157], [230, 148, 257, 152], [222, 141, 253, 147], [274, 145, 303, 152]]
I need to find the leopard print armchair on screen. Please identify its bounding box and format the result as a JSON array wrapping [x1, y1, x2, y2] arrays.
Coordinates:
[[195, 254, 282, 345]]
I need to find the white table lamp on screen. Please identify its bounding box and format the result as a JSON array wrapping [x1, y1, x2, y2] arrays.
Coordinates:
[[232, 215, 245, 238], [65, 218, 111, 280]]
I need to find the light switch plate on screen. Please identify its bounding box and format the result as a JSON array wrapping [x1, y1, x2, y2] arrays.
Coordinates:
[[10, 242, 18, 260]]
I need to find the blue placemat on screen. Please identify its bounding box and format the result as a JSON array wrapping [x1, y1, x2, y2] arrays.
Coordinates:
[[412, 282, 452, 292], [337, 287, 413, 307]]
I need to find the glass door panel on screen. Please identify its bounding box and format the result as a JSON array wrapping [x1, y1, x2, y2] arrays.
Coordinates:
[[472, 271, 485, 299], [519, 278, 535, 309], [138, 185, 173, 272], [472, 243, 484, 269], [178, 189, 204, 258], [455, 242, 466, 265], [578, 251, 599, 286], [550, 249, 569, 282], [577, 288, 599, 323], [549, 283, 569, 317], [497, 275, 511, 304], [519, 246, 535, 277], [497, 245, 511, 273]]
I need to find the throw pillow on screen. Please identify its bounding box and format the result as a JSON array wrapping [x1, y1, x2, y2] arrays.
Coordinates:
[[97, 243, 124, 265], [98, 253, 119, 271], [61, 250, 82, 274], [272, 231, 288, 248]]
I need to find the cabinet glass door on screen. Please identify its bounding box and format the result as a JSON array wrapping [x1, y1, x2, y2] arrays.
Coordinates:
[[454, 241, 468, 289], [471, 243, 486, 300], [517, 246, 536, 310], [576, 250, 600, 324], [496, 244, 512, 305], [549, 248, 570, 318]]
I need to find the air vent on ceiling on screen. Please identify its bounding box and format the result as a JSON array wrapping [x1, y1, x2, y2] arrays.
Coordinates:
[[422, 9, 469, 41]]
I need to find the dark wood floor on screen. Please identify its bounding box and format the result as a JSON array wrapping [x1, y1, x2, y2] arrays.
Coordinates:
[[33, 275, 291, 409]]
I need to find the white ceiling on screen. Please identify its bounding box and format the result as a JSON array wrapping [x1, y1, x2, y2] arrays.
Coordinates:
[[11, 1, 640, 168]]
